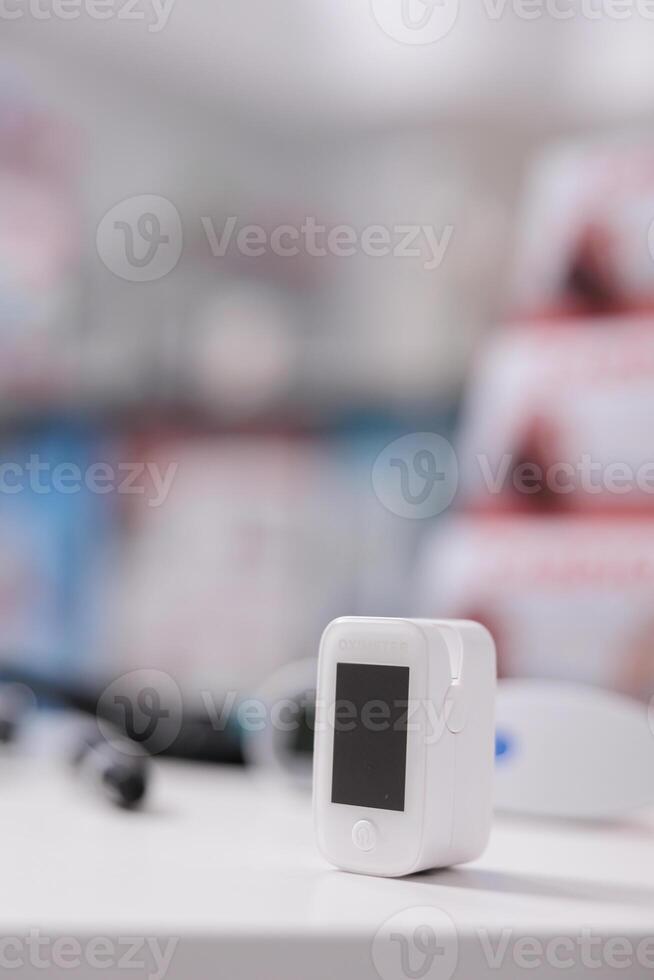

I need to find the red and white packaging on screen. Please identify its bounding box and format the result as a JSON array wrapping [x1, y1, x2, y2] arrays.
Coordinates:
[[458, 318, 654, 513], [511, 138, 654, 320], [418, 515, 654, 699]]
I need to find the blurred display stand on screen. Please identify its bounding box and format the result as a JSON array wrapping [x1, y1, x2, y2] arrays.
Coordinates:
[[0, 76, 115, 683], [421, 138, 654, 703], [0, 69, 460, 698]]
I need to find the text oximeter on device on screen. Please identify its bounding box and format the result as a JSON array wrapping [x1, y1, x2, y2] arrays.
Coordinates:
[[313, 617, 496, 877]]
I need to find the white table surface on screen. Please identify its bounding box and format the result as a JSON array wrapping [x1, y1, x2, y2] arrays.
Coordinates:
[[2, 757, 654, 979]]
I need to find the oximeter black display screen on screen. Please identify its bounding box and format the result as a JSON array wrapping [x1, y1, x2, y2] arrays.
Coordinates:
[[331, 662, 409, 812]]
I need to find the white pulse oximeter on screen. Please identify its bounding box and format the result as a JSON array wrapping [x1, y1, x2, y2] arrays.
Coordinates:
[[313, 617, 496, 877]]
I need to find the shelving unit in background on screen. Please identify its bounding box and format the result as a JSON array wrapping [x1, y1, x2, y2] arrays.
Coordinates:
[[3, 6, 654, 701]]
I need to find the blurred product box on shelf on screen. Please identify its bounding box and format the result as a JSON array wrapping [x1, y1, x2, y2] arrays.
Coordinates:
[[183, 281, 299, 420], [0, 75, 80, 407], [511, 138, 654, 320], [457, 318, 654, 514], [418, 515, 654, 700], [109, 432, 422, 700], [0, 426, 116, 681]]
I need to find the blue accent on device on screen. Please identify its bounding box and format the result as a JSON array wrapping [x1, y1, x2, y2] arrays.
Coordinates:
[[495, 730, 514, 761]]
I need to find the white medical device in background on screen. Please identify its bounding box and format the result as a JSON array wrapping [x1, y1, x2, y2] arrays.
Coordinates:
[[495, 679, 654, 819], [313, 617, 496, 877]]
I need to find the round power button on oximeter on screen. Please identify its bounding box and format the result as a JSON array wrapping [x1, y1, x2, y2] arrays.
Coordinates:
[[351, 819, 376, 851]]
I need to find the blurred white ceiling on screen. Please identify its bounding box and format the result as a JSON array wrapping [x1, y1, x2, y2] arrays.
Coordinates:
[[4, 0, 654, 129]]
